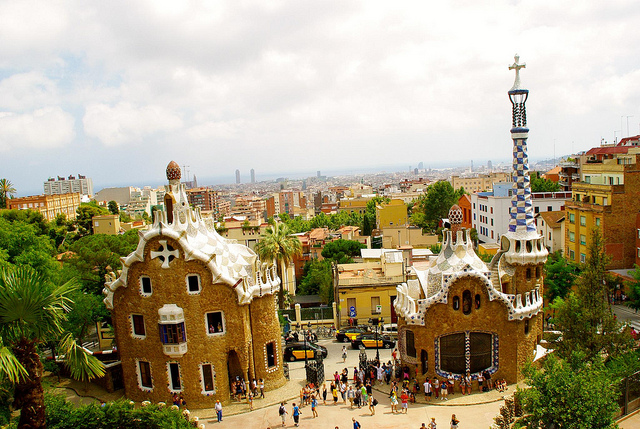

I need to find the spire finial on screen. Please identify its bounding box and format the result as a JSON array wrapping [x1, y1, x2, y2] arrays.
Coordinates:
[[509, 54, 526, 90]]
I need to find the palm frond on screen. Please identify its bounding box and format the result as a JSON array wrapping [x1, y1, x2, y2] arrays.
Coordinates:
[[0, 345, 27, 383], [59, 333, 105, 382]]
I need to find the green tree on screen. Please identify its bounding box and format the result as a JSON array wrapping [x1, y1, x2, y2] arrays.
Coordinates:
[[531, 172, 561, 193], [63, 291, 110, 344], [518, 353, 620, 429], [363, 196, 391, 233], [551, 228, 633, 361], [544, 250, 581, 303], [321, 239, 366, 264], [107, 200, 119, 215], [0, 178, 16, 209], [255, 222, 302, 308], [75, 202, 109, 236], [61, 231, 139, 295], [0, 266, 105, 429], [298, 260, 333, 303], [626, 264, 640, 313], [410, 181, 465, 232]]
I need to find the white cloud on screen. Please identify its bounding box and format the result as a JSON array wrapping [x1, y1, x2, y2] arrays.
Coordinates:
[[83, 103, 183, 146], [0, 107, 75, 151], [0, 72, 59, 110]]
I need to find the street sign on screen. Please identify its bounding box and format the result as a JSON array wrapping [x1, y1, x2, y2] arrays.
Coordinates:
[[349, 306, 357, 317]]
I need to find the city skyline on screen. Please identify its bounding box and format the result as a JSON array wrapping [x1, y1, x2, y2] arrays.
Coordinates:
[[1, 1, 639, 195]]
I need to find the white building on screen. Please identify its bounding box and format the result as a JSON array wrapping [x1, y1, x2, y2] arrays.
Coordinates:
[[535, 211, 565, 254], [44, 175, 93, 197], [470, 182, 571, 243]]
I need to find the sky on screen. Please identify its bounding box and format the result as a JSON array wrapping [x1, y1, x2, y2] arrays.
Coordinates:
[[1, 0, 640, 196]]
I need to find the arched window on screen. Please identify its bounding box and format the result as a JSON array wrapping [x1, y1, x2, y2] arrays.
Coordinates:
[[405, 330, 416, 358], [462, 290, 472, 315], [453, 296, 460, 311], [474, 294, 481, 310]]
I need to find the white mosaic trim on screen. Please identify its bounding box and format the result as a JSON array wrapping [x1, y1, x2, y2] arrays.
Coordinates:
[[199, 362, 217, 396], [165, 361, 183, 393], [135, 359, 154, 392]]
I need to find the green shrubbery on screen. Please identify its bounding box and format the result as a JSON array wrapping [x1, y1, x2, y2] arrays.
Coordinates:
[[8, 394, 197, 429]]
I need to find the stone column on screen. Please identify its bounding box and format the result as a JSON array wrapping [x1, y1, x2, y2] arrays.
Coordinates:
[[294, 303, 302, 329]]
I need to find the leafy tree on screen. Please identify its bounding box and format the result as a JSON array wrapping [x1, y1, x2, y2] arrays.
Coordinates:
[[551, 228, 633, 361], [364, 196, 391, 232], [255, 222, 302, 308], [531, 172, 561, 193], [0, 266, 105, 429], [625, 264, 640, 313], [410, 181, 465, 232], [0, 178, 16, 209], [61, 231, 139, 295], [321, 239, 365, 264], [75, 202, 109, 236], [63, 291, 110, 344], [544, 250, 581, 303], [517, 353, 620, 429], [107, 201, 119, 215], [48, 214, 77, 250], [0, 209, 50, 237], [0, 217, 60, 281], [297, 260, 333, 303]]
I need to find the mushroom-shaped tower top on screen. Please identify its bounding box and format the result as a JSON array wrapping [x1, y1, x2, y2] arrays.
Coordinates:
[[166, 161, 181, 181], [448, 204, 463, 226]]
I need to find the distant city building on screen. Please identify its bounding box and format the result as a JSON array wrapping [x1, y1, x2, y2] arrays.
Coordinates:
[[536, 211, 564, 254], [8, 193, 81, 221], [186, 188, 223, 215], [235, 169, 241, 184], [44, 174, 93, 197], [250, 168, 255, 183], [564, 147, 640, 268], [317, 170, 321, 177], [418, 162, 424, 169], [265, 190, 308, 218], [450, 172, 510, 194], [95, 187, 138, 206], [487, 160, 493, 170]]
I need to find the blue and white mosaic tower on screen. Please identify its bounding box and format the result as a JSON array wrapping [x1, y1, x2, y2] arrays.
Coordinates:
[[500, 55, 547, 265]]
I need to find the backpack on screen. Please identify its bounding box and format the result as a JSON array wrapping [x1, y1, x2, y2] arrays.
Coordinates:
[[372, 398, 378, 406], [279, 406, 285, 416], [355, 421, 361, 428]]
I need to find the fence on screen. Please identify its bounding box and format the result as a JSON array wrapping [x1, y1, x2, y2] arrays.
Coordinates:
[[300, 306, 333, 321], [278, 303, 338, 331]]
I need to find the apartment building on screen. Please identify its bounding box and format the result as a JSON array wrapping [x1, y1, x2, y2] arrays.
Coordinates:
[[8, 193, 82, 221], [470, 182, 570, 243], [450, 172, 510, 194], [44, 175, 93, 197], [564, 148, 640, 268]]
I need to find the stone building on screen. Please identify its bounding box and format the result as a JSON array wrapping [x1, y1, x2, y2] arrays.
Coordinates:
[[393, 56, 547, 384], [103, 161, 286, 407]]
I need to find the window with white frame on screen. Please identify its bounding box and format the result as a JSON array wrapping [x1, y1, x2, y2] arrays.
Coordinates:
[[580, 253, 586, 263], [205, 311, 225, 335], [131, 314, 146, 338], [200, 363, 216, 394], [167, 362, 182, 392], [186, 274, 201, 294], [139, 276, 152, 296], [137, 360, 153, 390]]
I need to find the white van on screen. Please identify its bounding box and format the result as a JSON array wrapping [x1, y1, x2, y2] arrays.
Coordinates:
[[381, 323, 398, 339]]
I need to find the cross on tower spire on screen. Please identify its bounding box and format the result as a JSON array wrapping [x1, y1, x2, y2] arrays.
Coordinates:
[[509, 54, 526, 91]]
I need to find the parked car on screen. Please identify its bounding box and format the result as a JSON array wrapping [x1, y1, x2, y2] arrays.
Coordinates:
[[335, 327, 367, 343], [283, 342, 328, 362], [351, 333, 395, 349], [381, 323, 398, 339]]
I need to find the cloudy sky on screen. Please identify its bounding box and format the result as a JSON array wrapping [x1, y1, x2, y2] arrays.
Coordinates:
[[1, 0, 639, 195]]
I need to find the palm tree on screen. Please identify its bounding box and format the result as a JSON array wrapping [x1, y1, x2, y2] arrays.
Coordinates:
[[255, 221, 302, 309], [0, 266, 105, 429], [0, 178, 16, 209]]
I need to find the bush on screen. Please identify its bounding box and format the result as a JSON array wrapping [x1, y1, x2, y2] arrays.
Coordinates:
[[11, 394, 197, 429]]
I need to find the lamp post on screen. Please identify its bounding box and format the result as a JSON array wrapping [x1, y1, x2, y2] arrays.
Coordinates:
[[369, 317, 383, 363], [304, 321, 312, 368]]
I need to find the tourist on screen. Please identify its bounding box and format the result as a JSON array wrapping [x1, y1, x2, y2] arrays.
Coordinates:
[[440, 378, 448, 400], [428, 417, 437, 428], [347, 385, 355, 408], [332, 382, 339, 404], [352, 417, 361, 429], [247, 389, 254, 410], [447, 374, 456, 397], [360, 384, 368, 406], [342, 345, 348, 363], [483, 369, 493, 390], [390, 390, 398, 413], [341, 368, 349, 384], [400, 390, 409, 414], [353, 367, 359, 383], [464, 372, 472, 395], [354, 385, 362, 408], [215, 400, 223, 422], [477, 371, 484, 392], [260, 378, 265, 398], [278, 402, 287, 427], [423, 378, 432, 401], [433, 377, 440, 399], [311, 395, 318, 418], [450, 414, 460, 429], [369, 394, 377, 415], [392, 347, 398, 363], [420, 424, 427, 429], [377, 364, 384, 383], [292, 403, 301, 427], [334, 371, 340, 384], [322, 383, 328, 404], [172, 393, 180, 406]]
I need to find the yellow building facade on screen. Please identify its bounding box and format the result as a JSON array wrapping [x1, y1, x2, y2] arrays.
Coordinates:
[[376, 199, 408, 229]]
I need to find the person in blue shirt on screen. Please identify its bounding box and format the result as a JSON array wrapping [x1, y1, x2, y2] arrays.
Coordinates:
[[311, 395, 318, 418], [352, 417, 361, 429], [292, 403, 301, 427]]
